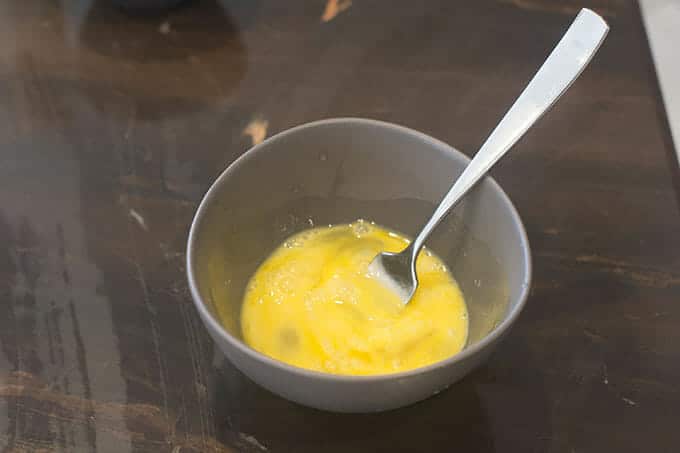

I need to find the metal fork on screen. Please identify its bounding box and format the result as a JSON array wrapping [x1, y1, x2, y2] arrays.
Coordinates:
[[368, 8, 609, 304]]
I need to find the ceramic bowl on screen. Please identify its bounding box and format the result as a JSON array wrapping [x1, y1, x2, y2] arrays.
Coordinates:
[[187, 118, 531, 412]]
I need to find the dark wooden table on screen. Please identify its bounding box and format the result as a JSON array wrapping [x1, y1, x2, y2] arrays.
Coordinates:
[[1, 0, 679, 451]]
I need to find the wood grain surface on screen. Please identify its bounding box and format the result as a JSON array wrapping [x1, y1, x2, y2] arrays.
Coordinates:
[[1, 0, 679, 451]]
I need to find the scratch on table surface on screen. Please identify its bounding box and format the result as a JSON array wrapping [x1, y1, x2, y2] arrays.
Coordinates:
[[576, 254, 680, 288], [537, 251, 680, 288], [238, 433, 268, 451], [131, 253, 171, 434], [243, 117, 268, 146], [627, 377, 679, 395], [583, 328, 604, 343], [159, 21, 171, 35], [543, 228, 561, 236], [532, 280, 562, 290], [0, 371, 237, 452], [321, 0, 352, 22], [159, 242, 184, 261], [177, 288, 214, 445], [115, 134, 173, 441], [621, 397, 637, 406], [575, 254, 630, 267], [122, 198, 171, 436], [129, 209, 148, 231], [0, 372, 163, 422]]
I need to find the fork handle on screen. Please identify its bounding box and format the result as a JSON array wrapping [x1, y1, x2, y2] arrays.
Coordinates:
[[410, 8, 609, 256]]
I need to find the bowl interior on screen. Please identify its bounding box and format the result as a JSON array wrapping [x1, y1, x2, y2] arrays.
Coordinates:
[[190, 119, 529, 355]]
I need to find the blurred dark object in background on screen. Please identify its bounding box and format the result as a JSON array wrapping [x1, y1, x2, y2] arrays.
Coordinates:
[[110, 0, 187, 13]]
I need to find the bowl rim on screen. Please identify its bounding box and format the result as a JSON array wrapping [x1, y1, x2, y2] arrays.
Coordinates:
[[186, 117, 532, 382]]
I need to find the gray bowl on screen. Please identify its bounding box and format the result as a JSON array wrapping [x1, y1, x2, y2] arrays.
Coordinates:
[[187, 118, 531, 412]]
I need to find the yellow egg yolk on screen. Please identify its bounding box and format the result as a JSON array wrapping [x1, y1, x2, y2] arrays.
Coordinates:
[[239, 220, 468, 375]]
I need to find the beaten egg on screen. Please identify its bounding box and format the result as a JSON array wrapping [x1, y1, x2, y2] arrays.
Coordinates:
[[239, 220, 468, 375]]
